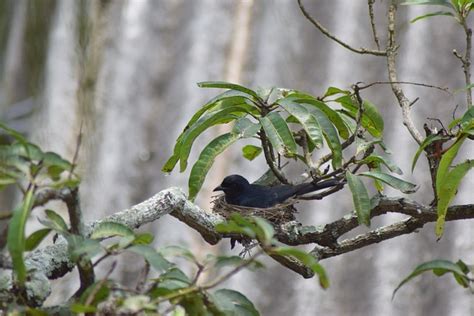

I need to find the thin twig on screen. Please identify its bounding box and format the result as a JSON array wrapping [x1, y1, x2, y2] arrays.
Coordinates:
[[297, 0, 386, 56], [357, 80, 451, 94], [84, 261, 116, 306], [368, 0, 381, 50]]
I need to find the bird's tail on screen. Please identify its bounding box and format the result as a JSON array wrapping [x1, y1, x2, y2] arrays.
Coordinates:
[[295, 178, 343, 196]]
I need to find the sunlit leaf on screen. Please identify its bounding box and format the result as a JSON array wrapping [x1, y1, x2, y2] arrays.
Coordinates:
[[259, 112, 297, 156], [242, 145, 262, 161]]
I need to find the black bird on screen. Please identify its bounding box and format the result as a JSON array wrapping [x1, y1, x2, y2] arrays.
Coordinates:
[[213, 174, 342, 208]]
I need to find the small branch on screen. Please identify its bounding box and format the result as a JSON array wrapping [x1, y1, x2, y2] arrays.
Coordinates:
[[259, 129, 289, 184], [453, 16, 472, 108], [297, 0, 386, 56], [368, 0, 381, 50], [386, 2, 423, 144], [357, 80, 451, 94]]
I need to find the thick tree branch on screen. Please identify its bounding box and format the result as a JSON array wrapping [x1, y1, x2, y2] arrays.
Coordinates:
[[2, 187, 474, 306]]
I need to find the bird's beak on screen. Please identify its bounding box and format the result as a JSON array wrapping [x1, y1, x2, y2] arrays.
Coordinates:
[[213, 185, 224, 192]]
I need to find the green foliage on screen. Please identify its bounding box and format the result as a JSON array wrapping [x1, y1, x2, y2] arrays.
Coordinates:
[[346, 171, 371, 226], [393, 259, 473, 298], [162, 81, 404, 213]]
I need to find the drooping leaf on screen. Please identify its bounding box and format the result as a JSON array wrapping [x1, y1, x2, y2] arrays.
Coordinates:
[[359, 171, 418, 194], [307, 107, 342, 168], [410, 11, 454, 22], [295, 98, 350, 139], [436, 136, 467, 191], [197, 81, 262, 100], [242, 145, 262, 161], [128, 245, 172, 272], [361, 154, 403, 175], [335, 96, 384, 137], [393, 259, 469, 299], [211, 289, 260, 316], [179, 103, 255, 172], [7, 188, 35, 285], [0, 121, 28, 143], [41, 209, 68, 233], [188, 132, 240, 201], [346, 171, 371, 226], [259, 112, 297, 156], [25, 228, 51, 251], [232, 117, 261, 138], [435, 159, 474, 238], [271, 246, 329, 288], [412, 134, 449, 172], [67, 235, 103, 261], [252, 217, 275, 245], [277, 98, 323, 148]]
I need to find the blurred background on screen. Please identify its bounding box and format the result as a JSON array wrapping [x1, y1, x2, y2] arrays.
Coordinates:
[[0, 0, 473, 315]]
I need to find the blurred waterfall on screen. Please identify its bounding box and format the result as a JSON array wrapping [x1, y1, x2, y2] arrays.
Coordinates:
[[0, 0, 472, 314]]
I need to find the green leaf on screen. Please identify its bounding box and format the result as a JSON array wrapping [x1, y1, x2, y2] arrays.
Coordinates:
[[162, 96, 254, 173], [253, 217, 275, 245], [161, 245, 197, 263], [242, 145, 262, 161], [7, 188, 35, 285], [436, 136, 466, 191], [410, 10, 454, 22], [0, 121, 28, 143], [361, 154, 403, 175], [295, 98, 350, 139], [393, 259, 469, 299], [211, 289, 260, 316], [346, 171, 371, 226], [259, 112, 297, 156], [133, 232, 154, 245], [400, 0, 452, 6], [67, 235, 103, 261], [307, 107, 342, 168], [70, 304, 97, 313], [25, 228, 51, 251], [232, 117, 261, 138], [335, 96, 384, 137], [128, 245, 172, 272], [459, 106, 474, 129], [277, 98, 323, 148], [188, 132, 240, 201], [43, 209, 68, 232], [435, 159, 474, 238], [412, 134, 449, 172], [90, 221, 135, 240], [213, 255, 264, 271], [179, 103, 255, 172], [322, 86, 350, 98], [359, 171, 418, 194], [271, 246, 329, 288], [197, 81, 262, 100]]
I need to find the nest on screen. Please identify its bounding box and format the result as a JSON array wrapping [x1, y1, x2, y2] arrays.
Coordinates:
[[212, 195, 298, 224]]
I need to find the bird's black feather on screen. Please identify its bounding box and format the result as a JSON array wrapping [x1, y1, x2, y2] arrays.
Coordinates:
[[214, 174, 342, 208]]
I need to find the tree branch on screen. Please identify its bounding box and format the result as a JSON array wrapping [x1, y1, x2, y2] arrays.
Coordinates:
[[297, 0, 387, 56]]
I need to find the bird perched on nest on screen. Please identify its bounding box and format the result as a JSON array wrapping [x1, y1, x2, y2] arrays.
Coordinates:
[[213, 174, 343, 208]]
